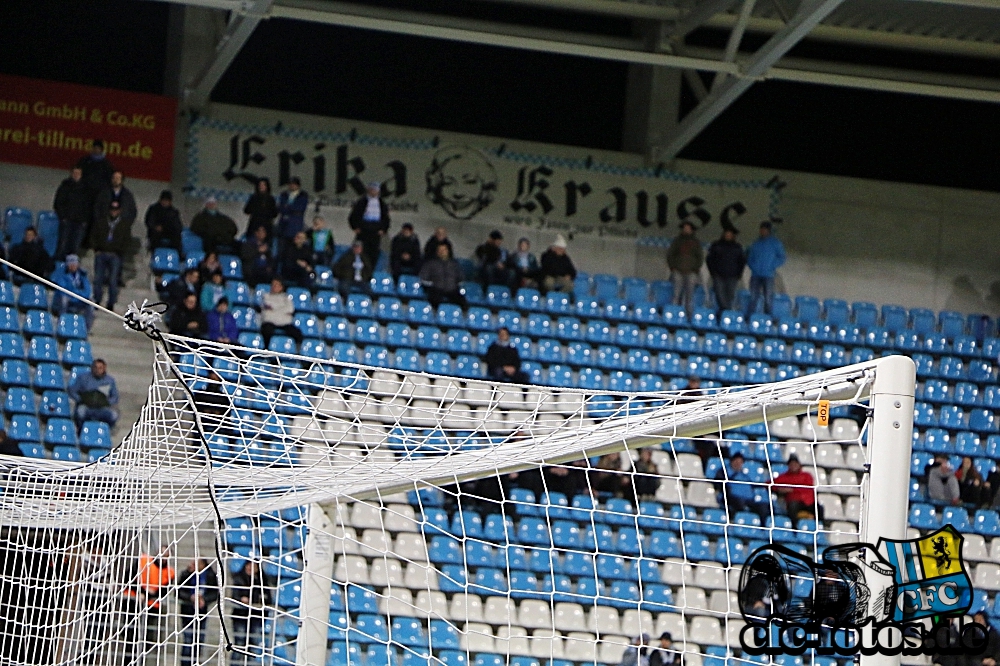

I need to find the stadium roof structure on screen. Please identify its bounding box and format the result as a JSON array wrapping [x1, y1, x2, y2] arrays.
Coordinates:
[[164, 0, 1000, 158]]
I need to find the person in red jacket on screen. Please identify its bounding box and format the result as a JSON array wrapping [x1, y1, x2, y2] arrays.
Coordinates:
[[772, 454, 816, 520]]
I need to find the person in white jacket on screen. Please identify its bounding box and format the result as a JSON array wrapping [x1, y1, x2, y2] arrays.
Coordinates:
[[260, 278, 302, 347]]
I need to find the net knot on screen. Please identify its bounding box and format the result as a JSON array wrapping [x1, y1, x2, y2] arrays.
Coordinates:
[[123, 300, 166, 337]]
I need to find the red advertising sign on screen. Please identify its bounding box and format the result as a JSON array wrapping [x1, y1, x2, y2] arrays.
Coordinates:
[[0, 74, 177, 181]]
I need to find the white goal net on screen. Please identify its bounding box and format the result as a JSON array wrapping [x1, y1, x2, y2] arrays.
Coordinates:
[[0, 318, 915, 666]]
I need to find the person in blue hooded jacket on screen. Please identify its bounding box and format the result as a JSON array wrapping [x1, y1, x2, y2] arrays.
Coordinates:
[[51, 254, 95, 331], [745, 221, 786, 317]]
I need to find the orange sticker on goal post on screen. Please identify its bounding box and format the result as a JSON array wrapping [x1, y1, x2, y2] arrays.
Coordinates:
[[817, 400, 830, 426]]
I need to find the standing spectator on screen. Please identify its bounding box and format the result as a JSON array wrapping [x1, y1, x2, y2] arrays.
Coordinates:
[[0, 429, 19, 456], [419, 243, 465, 309], [75, 140, 115, 240], [51, 254, 94, 331], [716, 452, 769, 520], [423, 226, 453, 262], [206, 298, 239, 345], [168, 294, 208, 339], [144, 190, 183, 253], [53, 166, 90, 260], [745, 221, 786, 316], [333, 240, 373, 300], [475, 230, 512, 289], [243, 177, 278, 241], [177, 559, 218, 666], [484, 327, 520, 380], [348, 182, 391, 267], [190, 198, 238, 255], [539, 235, 577, 293], [90, 200, 133, 312], [772, 454, 816, 519], [9, 227, 53, 284], [389, 223, 422, 281], [260, 279, 302, 347], [308, 216, 334, 267], [280, 231, 315, 288], [706, 227, 745, 312], [276, 177, 308, 254], [229, 560, 271, 666], [241, 226, 275, 286], [509, 237, 539, 291], [93, 171, 137, 242], [927, 455, 961, 505], [167, 268, 202, 308], [649, 633, 680, 666], [68, 359, 119, 428], [200, 270, 226, 311], [666, 221, 704, 313], [630, 448, 661, 500]]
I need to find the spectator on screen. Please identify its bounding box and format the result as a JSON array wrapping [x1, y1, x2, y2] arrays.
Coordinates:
[[589, 453, 626, 497], [539, 235, 577, 293], [958, 456, 990, 506], [649, 633, 680, 666], [229, 560, 271, 666], [498, 363, 529, 384], [716, 452, 769, 520], [9, 227, 53, 284], [51, 254, 95, 331], [75, 139, 115, 238], [509, 237, 539, 291], [144, 190, 183, 253], [243, 177, 278, 241], [167, 268, 202, 308], [0, 429, 19, 456], [666, 221, 704, 313], [177, 559, 218, 666], [971, 611, 1000, 666], [423, 226, 453, 262], [90, 199, 133, 313], [168, 293, 208, 339], [745, 221, 786, 316], [485, 327, 520, 380], [619, 634, 651, 666], [772, 454, 816, 519], [475, 229, 512, 289], [927, 455, 961, 505], [260, 279, 302, 347], [198, 252, 222, 284], [706, 227, 745, 312], [200, 270, 226, 311], [206, 298, 239, 345], [348, 182, 391, 267], [53, 166, 90, 260], [333, 240, 373, 301], [68, 359, 119, 428], [280, 231, 314, 288], [390, 223, 422, 281], [631, 447, 661, 500], [93, 170, 137, 242], [419, 242, 465, 309], [276, 176, 308, 254], [308, 216, 334, 267], [241, 226, 275, 287], [190, 198, 238, 255]]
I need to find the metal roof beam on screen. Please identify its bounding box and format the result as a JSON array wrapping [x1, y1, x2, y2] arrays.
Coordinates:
[[670, 0, 741, 38]]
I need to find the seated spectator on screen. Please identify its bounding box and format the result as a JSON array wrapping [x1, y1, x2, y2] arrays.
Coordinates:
[[166, 268, 202, 308], [189, 198, 238, 255], [333, 240, 373, 300], [589, 453, 626, 497], [619, 634, 650, 666], [308, 216, 334, 267], [206, 297, 238, 344], [69, 359, 119, 428], [280, 231, 314, 288], [194, 370, 232, 436], [958, 456, 991, 507], [716, 452, 768, 520], [51, 254, 95, 331], [484, 327, 519, 380], [198, 252, 222, 284], [927, 454, 961, 505], [200, 270, 226, 312], [168, 293, 208, 339], [498, 363, 529, 384], [772, 454, 816, 519], [631, 447, 661, 500], [423, 226, 453, 261], [475, 229, 512, 289], [390, 223, 421, 281], [539, 234, 576, 293], [10, 227, 53, 284], [260, 279, 302, 347], [0, 429, 20, 456], [508, 237, 539, 291], [419, 242, 465, 309], [649, 633, 680, 666], [241, 226, 275, 287], [144, 190, 182, 252]]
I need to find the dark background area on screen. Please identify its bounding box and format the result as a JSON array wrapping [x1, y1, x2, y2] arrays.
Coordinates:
[[1, 0, 997, 192]]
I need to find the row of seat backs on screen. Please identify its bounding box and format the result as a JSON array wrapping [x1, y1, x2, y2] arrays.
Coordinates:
[[2, 207, 58, 255]]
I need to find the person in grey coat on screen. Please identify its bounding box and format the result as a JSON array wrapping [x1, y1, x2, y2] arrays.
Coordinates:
[[927, 455, 961, 505], [419, 242, 466, 309]]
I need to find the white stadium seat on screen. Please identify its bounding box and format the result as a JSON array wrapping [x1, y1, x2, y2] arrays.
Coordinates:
[[974, 563, 1000, 591], [530, 630, 566, 659], [498, 385, 524, 409], [675, 453, 704, 478], [554, 602, 587, 632], [405, 399, 439, 428], [563, 632, 598, 662], [832, 418, 861, 441], [519, 599, 555, 629], [827, 468, 860, 495], [845, 496, 862, 521], [392, 535, 427, 565], [369, 558, 404, 587], [709, 590, 738, 615], [685, 481, 719, 508], [369, 371, 399, 396], [675, 586, 708, 613], [813, 443, 846, 468], [404, 562, 438, 590], [334, 555, 370, 584], [769, 417, 801, 439], [726, 619, 745, 648], [654, 613, 685, 642], [495, 626, 531, 656], [817, 494, 844, 521], [351, 502, 383, 529], [843, 446, 866, 471], [414, 590, 448, 619], [461, 623, 495, 653], [655, 480, 684, 504], [587, 607, 622, 635], [598, 636, 630, 664], [449, 593, 485, 623], [379, 588, 415, 616], [383, 504, 419, 532], [989, 539, 1000, 562], [661, 558, 694, 586], [443, 402, 475, 430], [802, 416, 834, 441], [689, 617, 724, 646], [483, 596, 519, 625], [620, 609, 654, 637], [331, 526, 361, 555], [964, 534, 989, 561], [782, 442, 814, 464], [360, 529, 392, 557], [694, 562, 727, 590]]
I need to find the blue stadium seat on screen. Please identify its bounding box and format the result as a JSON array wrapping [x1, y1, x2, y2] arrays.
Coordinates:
[[777, 318, 804, 339], [973, 510, 1000, 536], [425, 352, 452, 375], [268, 335, 297, 355], [292, 313, 321, 338], [526, 313, 552, 338], [851, 302, 878, 329], [940, 311, 966, 339], [835, 325, 862, 346], [474, 332, 497, 355], [362, 345, 389, 367], [702, 332, 729, 355], [397, 275, 424, 299], [732, 335, 758, 360], [446, 328, 473, 354], [23, 310, 54, 337], [460, 282, 484, 305], [44, 418, 78, 447], [633, 303, 659, 323], [593, 274, 620, 302], [969, 409, 998, 433], [0, 282, 13, 308], [673, 329, 699, 353], [219, 254, 243, 280], [36, 211, 59, 256], [495, 309, 525, 335], [437, 303, 464, 329], [820, 344, 846, 368], [415, 326, 443, 351], [40, 390, 71, 418], [585, 320, 613, 344], [744, 361, 771, 383], [465, 306, 494, 331], [604, 299, 633, 322], [790, 342, 817, 366], [151, 248, 180, 274], [455, 355, 483, 378], [596, 345, 624, 369], [79, 420, 112, 449], [577, 367, 605, 390], [0, 307, 18, 334], [969, 360, 994, 382], [938, 356, 966, 380], [575, 297, 601, 318], [3, 208, 32, 244], [556, 316, 583, 341], [224, 281, 253, 306], [4, 386, 34, 415], [516, 288, 543, 311], [345, 293, 373, 318], [769, 294, 792, 320], [650, 280, 673, 306], [626, 349, 652, 373], [546, 365, 573, 387], [314, 291, 343, 316], [370, 271, 395, 296], [2, 359, 30, 387], [761, 339, 788, 363], [910, 308, 936, 334], [353, 319, 381, 345], [535, 338, 562, 363], [655, 352, 682, 376], [374, 296, 404, 322], [608, 370, 634, 392], [321, 316, 350, 342], [715, 358, 741, 382], [881, 304, 907, 333], [26, 336, 59, 363], [384, 322, 413, 348], [330, 342, 359, 363], [690, 308, 717, 331], [822, 299, 849, 326], [984, 387, 1000, 410], [237, 332, 263, 350], [623, 278, 650, 305], [952, 335, 978, 357], [51, 445, 81, 462], [389, 347, 419, 372], [55, 312, 87, 341], [718, 310, 745, 333], [644, 326, 671, 351], [9, 414, 39, 443]]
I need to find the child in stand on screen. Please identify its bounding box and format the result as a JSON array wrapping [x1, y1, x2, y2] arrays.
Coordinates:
[[200, 270, 226, 312], [309, 216, 334, 267]]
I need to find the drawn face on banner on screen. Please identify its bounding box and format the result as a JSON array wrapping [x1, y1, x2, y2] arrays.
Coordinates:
[[425, 146, 498, 220]]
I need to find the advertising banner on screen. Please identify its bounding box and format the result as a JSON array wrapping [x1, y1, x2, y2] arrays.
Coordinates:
[[0, 74, 176, 181]]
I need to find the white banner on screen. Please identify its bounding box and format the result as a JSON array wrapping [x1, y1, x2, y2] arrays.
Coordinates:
[[187, 111, 780, 242]]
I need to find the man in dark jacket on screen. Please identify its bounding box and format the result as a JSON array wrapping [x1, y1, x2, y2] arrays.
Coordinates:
[[390, 223, 422, 281], [90, 200, 134, 311], [241, 226, 275, 286], [53, 167, 90, 260], [539, 234, 577, 293], [423, 226, 453, 262], [166, 268, 202, 308], [280, 231, 314, 288], [168, 293, 208, 339], [333, 240, 373, 300], [190, 198, 238, 255], [666, 221, 704, 313], [92, 171, 137, 243], [76, 140, 115, 240], [276, 176, 308, 253], [485, 327, 520, 380], [230, 560, 271, 664], [144, 190, 183, 252], [705, 227, 745, 312], [475, 229, 513, 289], [9, 228, 53, 284], [419, 242, 465, 309], [177, 559, 219, 666], [348, 182, 391, 268]]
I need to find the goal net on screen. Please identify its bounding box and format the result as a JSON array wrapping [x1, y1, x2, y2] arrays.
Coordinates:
[[0, 322, 915, 666]]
